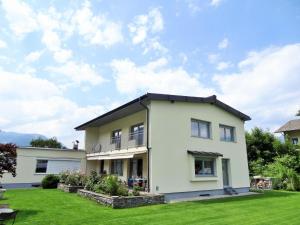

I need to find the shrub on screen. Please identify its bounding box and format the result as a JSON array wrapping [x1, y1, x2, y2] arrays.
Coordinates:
[[93, 175, 128, 196], [85, 170, 101, 191], [59, 171, 70, 183], [42, 174, 60, 189], [132, 185, 143, 196], [65, 172, 87, 186]]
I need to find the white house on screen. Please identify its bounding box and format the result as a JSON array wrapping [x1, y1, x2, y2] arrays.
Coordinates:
[[75, 93, 251, 201]]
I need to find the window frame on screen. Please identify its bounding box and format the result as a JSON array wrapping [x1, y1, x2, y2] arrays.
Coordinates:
[[219, 124, 236, 142], [292, 137, 299, 145], [35, 159, 48, 174], [191, 119, 211, 139], [129, 123, 144, 140], [194, 157, 216, 177]]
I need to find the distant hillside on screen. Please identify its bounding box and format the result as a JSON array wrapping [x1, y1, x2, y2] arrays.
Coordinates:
[[0, 130, 47, 147]]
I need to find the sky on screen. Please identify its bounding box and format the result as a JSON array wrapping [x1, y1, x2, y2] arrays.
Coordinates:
[[0, 0, 300, 148]]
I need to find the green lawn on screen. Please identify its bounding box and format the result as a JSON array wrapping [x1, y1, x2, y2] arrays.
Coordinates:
[[1, 189, 300, 225]]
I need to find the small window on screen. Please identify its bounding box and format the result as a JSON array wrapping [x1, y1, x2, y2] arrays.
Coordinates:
[[220, 125, 235, 142], [292, 138, 298, 145], [111, 159, 123, 176], [35, 160, 48, 173], [194, 158, 215, 176], [191, 119, 211, 139]]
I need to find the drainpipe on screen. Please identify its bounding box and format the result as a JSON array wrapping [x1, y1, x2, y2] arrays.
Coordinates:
[[139, 98, 150, 192]]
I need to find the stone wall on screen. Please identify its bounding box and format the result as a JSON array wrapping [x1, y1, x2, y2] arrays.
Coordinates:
[[57, 183, 84, 193], [77, 189, 165, 208]]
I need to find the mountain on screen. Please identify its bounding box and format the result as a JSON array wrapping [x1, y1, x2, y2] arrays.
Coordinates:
[[0, 130, 47, 147]]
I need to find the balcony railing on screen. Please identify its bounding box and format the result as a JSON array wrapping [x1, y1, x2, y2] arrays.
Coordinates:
[[89, 131, 145, 154]]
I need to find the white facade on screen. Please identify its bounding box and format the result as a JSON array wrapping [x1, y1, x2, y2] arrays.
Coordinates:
[[0, 147, 86, 188]]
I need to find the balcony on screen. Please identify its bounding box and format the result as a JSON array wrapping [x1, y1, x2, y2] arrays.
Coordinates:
[[87, 131, 145, 157]]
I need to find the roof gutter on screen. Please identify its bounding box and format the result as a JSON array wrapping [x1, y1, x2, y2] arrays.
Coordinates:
[[139, 97, 150, 192]]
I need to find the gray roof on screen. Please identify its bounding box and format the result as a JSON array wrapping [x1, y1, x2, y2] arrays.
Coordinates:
[[75, 93, 251, 130], [187, 150, 223, 157], [275, 119, 300, 133]]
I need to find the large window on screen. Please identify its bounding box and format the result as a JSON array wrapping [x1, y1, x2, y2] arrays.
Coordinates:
[[129, 123, 144, 146], [35, 160, 48, 173], [110, 159, 123, 176], [292, 138, 299, 145], [194, 158, 215, 176], [111, 129, 122, 149], [219, 125, 235, 142], [191, 119, 211, 139]]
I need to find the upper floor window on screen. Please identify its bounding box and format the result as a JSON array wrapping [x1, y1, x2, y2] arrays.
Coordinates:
[[194, 158, 215, 176], [191, 119, 211, 139], [292, 138, 298, 145], [111, 129, 122, 149], [129, 123, 144, 146], [220, 125, 235, 142], [35, 160, 48, 173]]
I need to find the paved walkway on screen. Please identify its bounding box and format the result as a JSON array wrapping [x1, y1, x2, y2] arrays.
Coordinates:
[[168, 192, 259, 203]]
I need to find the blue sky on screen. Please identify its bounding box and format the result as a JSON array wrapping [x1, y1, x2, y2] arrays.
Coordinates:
[[0, 0, 300, 147]]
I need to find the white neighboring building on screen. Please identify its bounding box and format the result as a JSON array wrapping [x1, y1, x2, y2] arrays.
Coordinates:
[[0, 147, 86, 188]]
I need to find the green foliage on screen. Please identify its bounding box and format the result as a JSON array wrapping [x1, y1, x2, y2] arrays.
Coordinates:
[[246, 127, 298, 176], [65, 172, 87, 186], [92, 175, 128, 196], [132, 185, 143, 196], [30, 137, 63, 149], [85, 170, 101, 191], [42, 174, 60, 189], [0, 143, 17, 178], [59, 171, 70, 183]]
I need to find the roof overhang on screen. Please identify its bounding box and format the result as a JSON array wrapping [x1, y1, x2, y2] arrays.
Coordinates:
[[75, 93, 251, 130], [87, 147, 147, 160], [187, 150, 223, 157]]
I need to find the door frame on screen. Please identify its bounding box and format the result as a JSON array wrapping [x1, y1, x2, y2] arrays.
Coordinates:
[[222, 158, 231, 187]]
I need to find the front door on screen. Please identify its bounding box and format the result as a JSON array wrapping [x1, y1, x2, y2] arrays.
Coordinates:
[[222, 159, 230, 187]]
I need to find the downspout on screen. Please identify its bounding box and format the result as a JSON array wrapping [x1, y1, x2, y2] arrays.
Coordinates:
[[139, 98, 150, 192]]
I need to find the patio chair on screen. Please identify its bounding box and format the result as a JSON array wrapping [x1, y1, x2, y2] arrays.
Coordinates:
[[0, 210, 18, 225]]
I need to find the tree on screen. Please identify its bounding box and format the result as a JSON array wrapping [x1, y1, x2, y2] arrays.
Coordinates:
[[246, 127, 298, 176], [0, 143, 17, 178], [30, 137, 63, 149]]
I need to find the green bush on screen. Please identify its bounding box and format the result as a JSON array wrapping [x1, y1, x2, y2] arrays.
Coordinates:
[[85, 170, 101, 191], [132, 185, 143, 196], [65, 172, 87, 186], [42, 174, 60, 189], [92, 175, 128, 196], [59, 171, 70, 183]]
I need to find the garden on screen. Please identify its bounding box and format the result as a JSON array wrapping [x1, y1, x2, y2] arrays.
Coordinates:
[[41, 170, 163, 208]]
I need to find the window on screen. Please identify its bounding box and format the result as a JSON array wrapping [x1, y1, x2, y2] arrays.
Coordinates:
[[35, 160, 48, 173], [194, 158, 215, 176], [129, 123, 144, 146], [110, 159, 123, 176], [292, 138, 299, 145], [220, 125, 235, 142], [111, 129, 122, 149], [191, 119, 211, 138]]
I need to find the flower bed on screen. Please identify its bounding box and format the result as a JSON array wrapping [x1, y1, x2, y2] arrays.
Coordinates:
[[78, 189, 165, 208], [58, 183, 84, 193]]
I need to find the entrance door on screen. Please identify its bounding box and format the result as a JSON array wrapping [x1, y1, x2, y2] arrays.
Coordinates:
[[129, 159, 143, 178], [222, 159, 230, 187]]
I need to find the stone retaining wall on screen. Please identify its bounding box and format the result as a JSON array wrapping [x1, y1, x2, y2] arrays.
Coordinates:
[[77, 189, 165, 208], [57, 183, 84, 193]]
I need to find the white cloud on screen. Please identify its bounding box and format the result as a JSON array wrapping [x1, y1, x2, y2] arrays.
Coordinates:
[[218, 38, 229, 49], [72, 1, 123, 47], [46, 61, 106, 86], [111, 57, 214, 96], [216, 61, 232, 71], [53, 49, 73, 63], [0, 69, 109, 147], [208, 53, 220, 64], [1, 0, 38, 38], [210, 0, 223, 7], [0, 39, 7, 48], [24, 51, 43, 63], [214, 43, 300, 129], [128, 8, 165, 54]]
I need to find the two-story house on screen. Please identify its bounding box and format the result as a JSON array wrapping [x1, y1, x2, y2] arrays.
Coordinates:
[[75, 93, 251, 201], [275, 119, 300, 145]]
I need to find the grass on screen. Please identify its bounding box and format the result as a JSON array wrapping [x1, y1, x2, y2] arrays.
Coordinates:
[[1, 189, 300, 225]]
